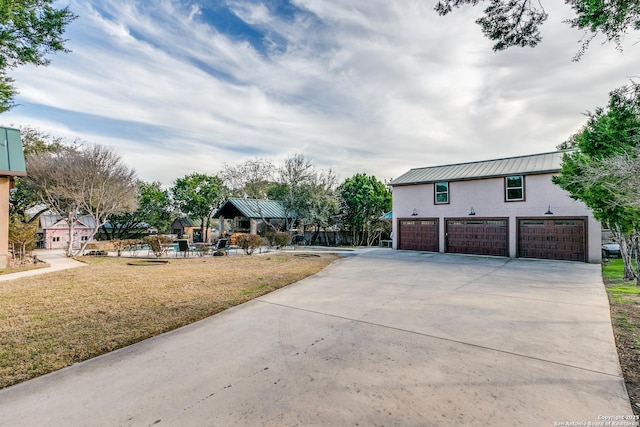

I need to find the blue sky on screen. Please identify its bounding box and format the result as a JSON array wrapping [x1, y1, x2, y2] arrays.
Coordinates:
[[1, 0, 638, 185]]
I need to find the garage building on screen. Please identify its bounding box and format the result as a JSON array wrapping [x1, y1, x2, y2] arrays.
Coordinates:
[[389, 151, 600, 263]]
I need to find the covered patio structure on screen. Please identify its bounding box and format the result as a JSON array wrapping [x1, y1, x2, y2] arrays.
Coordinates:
[[213, 198, 292, 235]]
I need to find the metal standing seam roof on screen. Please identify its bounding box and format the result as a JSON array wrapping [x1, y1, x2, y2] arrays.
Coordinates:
[[174, 217, 204, 227], [39, 214, 95, 229], [389, 151, 568, 186], [213, 198, 291, 219]]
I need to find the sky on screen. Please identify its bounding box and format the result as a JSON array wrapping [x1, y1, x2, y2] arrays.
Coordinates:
[[1, 0, 638, 186]]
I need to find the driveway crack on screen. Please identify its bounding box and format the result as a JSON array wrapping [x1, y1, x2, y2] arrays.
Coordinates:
[[256, 299, 622, 379]]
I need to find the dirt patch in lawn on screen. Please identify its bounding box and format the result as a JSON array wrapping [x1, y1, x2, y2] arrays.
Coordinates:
[[0, 253, 339, 389], [603, 259, 640, 415]]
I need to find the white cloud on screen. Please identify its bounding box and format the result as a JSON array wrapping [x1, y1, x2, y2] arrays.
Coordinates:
[[0, 0, 637, 185]]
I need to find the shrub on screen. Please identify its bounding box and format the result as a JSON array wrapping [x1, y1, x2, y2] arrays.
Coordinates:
[[123, 239, 144, 255], [8, 216, 38, 264], [111, 239, 127, 256], [267, 231, 290, 248], [144, 235, 173, 257], [234, 233, 265, 255], [229, 233, 242, 246]]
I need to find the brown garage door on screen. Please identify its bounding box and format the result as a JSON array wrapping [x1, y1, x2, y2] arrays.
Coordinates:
[[446, 218, 508, 257], [398, 219, 439, 251], [518, 218, 585, 262]]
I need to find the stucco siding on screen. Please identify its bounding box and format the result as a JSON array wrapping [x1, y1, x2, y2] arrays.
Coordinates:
[[392, 173, 601, 263], [42, 228, 94, 250]]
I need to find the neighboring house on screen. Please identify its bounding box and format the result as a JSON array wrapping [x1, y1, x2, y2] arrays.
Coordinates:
[[38, 214, 96, 250], [213, 198, 292, 235], [388, 151, 601, 263], [170, 217, 213, 243]]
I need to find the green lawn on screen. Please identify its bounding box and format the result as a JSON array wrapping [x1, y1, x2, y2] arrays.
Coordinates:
[[602, 258, 640, 415]]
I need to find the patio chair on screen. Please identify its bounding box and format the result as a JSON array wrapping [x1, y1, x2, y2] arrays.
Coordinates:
[[175, 239, 191, 257], [212, 238, 228, 256]]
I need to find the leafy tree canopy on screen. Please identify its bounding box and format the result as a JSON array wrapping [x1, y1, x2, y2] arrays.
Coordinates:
[[0, 0, 76, 112], [338, 174, 392, 246], [171, 173, 225, 241], [138, 181, 174, 233], [435, 0, 640, 58], [554, 83, 640, 219], [102, 181, 175, 239], [553, 83, 640, 281], [19, 125, 68, 156]]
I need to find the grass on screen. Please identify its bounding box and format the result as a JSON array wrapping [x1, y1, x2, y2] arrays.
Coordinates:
[[0, 262, 48, 275], [603, 257, 638, 282], [0, 253, 339, 389], [602, 258, 640, 414]]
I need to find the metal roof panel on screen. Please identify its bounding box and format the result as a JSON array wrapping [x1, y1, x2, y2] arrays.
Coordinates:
[[213, 198, 291, 219], [389, 151, 567, 186]]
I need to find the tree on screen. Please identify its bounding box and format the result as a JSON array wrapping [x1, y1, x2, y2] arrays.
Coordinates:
[[553, 83, 640, 284], [581, 150, 640, 209], [301, 169, 340, 245], [172, 173, 225, 242], [277, 154, 317, 232], [338, 174, 392, 246], [435, 0, 640, 58], [27, 145, 81, 256], [19, 125, 67, 156], [9, 126, 70, 220], [27, 144, 138, 256], [0, 1, 76, 112], [138, 181, 174, 233], [576, 150, 640, 281], [220, 158, 274, 199], [221, 157, 290, 233], [102, 181, 174, 239], [222, 155, 341, 238], [8, 214, 37, 263], [268, 154, 341, 238]]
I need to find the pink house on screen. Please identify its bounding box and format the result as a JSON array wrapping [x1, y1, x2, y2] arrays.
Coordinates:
[[39, 214, 96, 250]]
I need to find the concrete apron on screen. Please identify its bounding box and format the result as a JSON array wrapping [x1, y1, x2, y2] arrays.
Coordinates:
[[0, 249, 632, 426]]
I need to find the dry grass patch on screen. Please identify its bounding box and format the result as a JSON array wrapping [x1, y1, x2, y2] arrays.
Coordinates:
[[0, 262, 48, 275], [0, 253, 338, 389]]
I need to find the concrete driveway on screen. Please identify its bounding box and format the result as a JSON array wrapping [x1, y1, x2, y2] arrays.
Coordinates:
[[0, 249, 632, 426]]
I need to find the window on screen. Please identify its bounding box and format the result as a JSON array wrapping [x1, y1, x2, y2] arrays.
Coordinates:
[[434, 182, 449, 204], [80, 236, 88, 242], [52, 236, 60, 242], [505, 176, 524, 201], [555, 220, 581, 226]]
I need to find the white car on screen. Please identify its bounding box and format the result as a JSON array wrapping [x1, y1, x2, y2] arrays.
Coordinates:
[[602, 242, 621, 258]]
